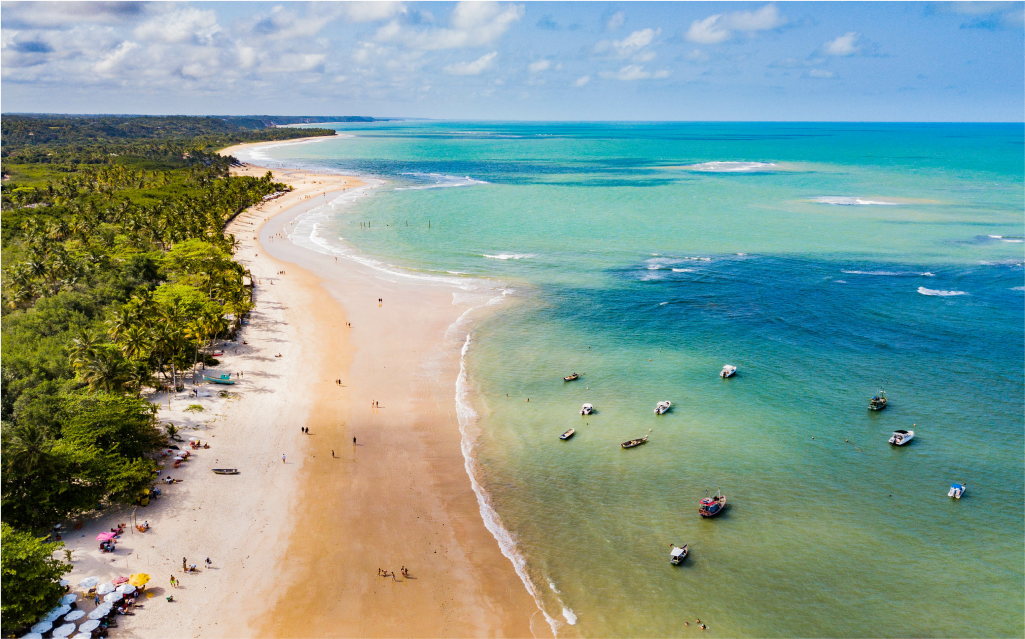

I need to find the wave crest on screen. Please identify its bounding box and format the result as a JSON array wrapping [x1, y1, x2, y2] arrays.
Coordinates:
[[814, 196, 899, 206], [918, 287, 968, 297], [684, 161, 776, 172], [483, 253, 535, 260]]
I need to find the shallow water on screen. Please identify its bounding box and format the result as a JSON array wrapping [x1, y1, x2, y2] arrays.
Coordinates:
[[240, 122, 1024, 637]]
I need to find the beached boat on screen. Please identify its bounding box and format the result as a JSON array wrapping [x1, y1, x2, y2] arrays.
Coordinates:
[[580, 403, 594, 415], [699, 489, 726, 517], [889, 428, 915, 446], [720, 364, 737, 378], [621, 429, 652, 448], [212, 468, 239, 475], [564, 373, 580, 382], [560, 428, 575, 440], [868, 390, 887, 411], [654, 400, 672, 415], [203, 376, 234, 385], [670, 544, 689, 565], [948, 482, 966, 499]]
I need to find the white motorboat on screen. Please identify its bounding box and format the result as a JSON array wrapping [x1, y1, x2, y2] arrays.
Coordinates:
[[580, 403, 594, 415], [888, 428, 915, 446], [948, 482, 966, 499], [670, 544, 689, 565], [720, 364, 737, 378], [654, 400, 672, 415]]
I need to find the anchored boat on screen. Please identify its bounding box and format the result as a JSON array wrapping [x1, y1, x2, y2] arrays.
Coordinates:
[[699, 489, 726, 517], [868, 390, 888, 411], [621, 429, 652, 449], [202, 375, 234, 385], [560, 428, 575, 440], [889, 428, 915, 446], [580, 403, 594, 415], [948, 482, 966, 499], [212, 468, 239, 475], [670, 544, 689, 565], [720, 364, 737, 378], [654, 400, 672, 415], [564, 373, 580, 382]]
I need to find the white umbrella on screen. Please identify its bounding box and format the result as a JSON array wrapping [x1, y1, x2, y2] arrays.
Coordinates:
[[61, 593, 78, 604], [189, 436, 200, 441], [87, 607, 110, 620], [71, 635, 92, 639], [79, 619, 101, 632], [78, 577, 99, 589], [59, 579, 70, 587], [115, 583, 136, 595], [19, 633, 43, 639], [52, 623, 76, 638], [64, 610, 85, 621], [95, 583, 114, 595], [42, 609, 62, 622], [29, 621, 52, 634], [103, 592, 122, 603]]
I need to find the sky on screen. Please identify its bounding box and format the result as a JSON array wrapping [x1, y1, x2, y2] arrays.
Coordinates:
[[1, 1, 1023, 121]]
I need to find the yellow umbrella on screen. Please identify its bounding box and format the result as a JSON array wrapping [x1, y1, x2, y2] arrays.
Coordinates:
[[128, 573, 150, 587]]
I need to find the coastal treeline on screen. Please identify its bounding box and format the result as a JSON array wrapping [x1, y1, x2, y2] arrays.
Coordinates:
[[0, 115, 333, 633]]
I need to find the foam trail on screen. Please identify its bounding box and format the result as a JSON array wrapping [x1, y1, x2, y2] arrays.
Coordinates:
[[814, 196, 899, 206], [684, 161, 776, 172], [395, 172, 488, 190], [484, 253, 536, 260], [918, 287, 968, 297], [843, 270, 935, 277]]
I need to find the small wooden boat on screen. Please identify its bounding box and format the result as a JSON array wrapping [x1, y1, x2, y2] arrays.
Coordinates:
[[560, 429, 575, 440], [564, 373, 580, 382], [203, 376, 235, 385], [211, 351, 224, 356], [670, 544, 689, 565], [720, 364, 737, 378], [699, 489, 726, 517], [622, 429, 652, 448], [580, 403, 594, 415], [212, 468, 239, 475], [889, 428, 915, 446], [654, 400, 671, 415], [948, 482, 966, 499], [868, 390, 887, 411]]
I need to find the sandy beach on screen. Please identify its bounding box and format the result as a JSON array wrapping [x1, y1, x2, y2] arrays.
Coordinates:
[[60, 136, 540, 638]]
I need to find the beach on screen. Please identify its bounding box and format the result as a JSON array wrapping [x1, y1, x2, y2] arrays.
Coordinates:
[[60, 137, 539, 638]]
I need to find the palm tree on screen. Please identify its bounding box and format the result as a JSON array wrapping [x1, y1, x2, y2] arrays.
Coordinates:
[[78, 346, 130, 393], [119, 324, 152, 361], [4, 422, 51, 475]]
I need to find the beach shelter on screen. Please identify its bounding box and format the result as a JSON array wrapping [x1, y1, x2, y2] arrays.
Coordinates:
[[128, 573, 150, 587], [116, 583, 136, 595], [103, 592, 122, 603], [87, 606, 110, 620], [112, 576, 129, 585], [96, 532, 116, 541], [60, 593, 77, 605], [53, 605, 71, 617], [78, 576, 99, 589], [64, 610, 85, 622], [95, 583, 115, 595], [52, 623, 76, 637], [18, 633, 43, 639], [29, 621, 52, 634], [79, 619, 101, 633], [59, 579, 70, 587]]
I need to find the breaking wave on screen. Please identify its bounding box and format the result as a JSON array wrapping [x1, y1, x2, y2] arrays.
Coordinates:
[[483, 253, 535, 260], [814, 196, 899, 206], [918, 287, 968, 297], [395, 172, 488, 190], [683, 161, 777, 172]]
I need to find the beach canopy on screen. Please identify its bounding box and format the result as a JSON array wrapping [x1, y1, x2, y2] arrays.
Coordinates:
[[103, 592, 122, 603], [29, 621, 52, 634], [96, 583, 115, 595], [59, 579, 70, 587], [112, 576, 129, 585], [128, 573, 150, 586], [87, 607, 110, 620], [116, 584, 136, 595], [19, 633, 43, 639], [64, 610, 85, 622], [96, 532, 116, 541], [55, 605, 71, 617], [60, 594, 77, 605], [79, 619, 101, 632], [78, 576, 99, 589], [52, 623, 76, 637]]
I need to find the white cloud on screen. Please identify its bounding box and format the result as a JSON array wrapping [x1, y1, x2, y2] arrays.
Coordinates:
[[606, 11, 625, 31], [574, 75, 591, 86], [344, 2, 405, 23], [594, 27, 661, 60], [444, 51, 497, 75], [378, 2, 524, 51], [822, 32, 860, 56], [528, 59, 551, 73], [685, 49, 711, 62], [807, 68, 835, 78], [599, 64, 670, 81], [92, 40, 138, 75], [686, 4, 785, 44], [134, 8, 221, 45]]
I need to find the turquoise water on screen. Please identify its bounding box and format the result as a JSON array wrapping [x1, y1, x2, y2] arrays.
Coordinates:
[[248, 122, 1023, 637]]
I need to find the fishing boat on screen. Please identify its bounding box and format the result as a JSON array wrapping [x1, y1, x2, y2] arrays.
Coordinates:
[[720, 364, 737, 378], [202, 375, 234, 385], [621, 429, 652, 449], [888, 428, 915, 446], [948, 482, 966, 499], [560, 428, 575, 440], [212, 468, 239, 475], [699, 489, 726, 517], [580, 403, 594, 415], [564, 373, 580, 382], [654, 400, 672, 415], [670, 544, 689, 565], [868, 390, 887, 411]]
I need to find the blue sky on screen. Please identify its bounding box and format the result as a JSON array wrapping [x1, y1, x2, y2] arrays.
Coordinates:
[[2, 1, 1023, 120]]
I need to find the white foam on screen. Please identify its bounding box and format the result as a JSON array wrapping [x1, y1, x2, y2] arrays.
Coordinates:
[[234, 134, 342, 164], [483, 253, 535, 260], [671, 268, 696, 273], [659, 301, 669, 306], [394, 172, 488, 190], [842, 270, 935, 277], [814, 196, 899, 206], [562, 607, 578, 625], [918, 287, 968, 297], [1012, 286, 1024, 291], [684, 161, 776, 172]]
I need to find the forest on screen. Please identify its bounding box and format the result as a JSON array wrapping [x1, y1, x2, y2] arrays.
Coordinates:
[[0, 114, 336, 633]]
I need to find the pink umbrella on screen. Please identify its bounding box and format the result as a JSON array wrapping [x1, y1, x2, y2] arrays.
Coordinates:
[[111, 576, 128, 585], [96, 532, 116, 541]]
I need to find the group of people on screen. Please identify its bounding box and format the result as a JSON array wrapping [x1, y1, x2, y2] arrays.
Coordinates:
[[100, 523, 126, 552], [377, 566, 410, 579]]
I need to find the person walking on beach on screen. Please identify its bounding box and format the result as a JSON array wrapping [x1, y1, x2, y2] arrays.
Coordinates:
[[182, 557, 187, 572], [353, 436, 357, 445], [282, 453, 286, 463]]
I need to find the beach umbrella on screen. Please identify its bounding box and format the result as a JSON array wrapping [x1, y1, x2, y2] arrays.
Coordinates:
[[87, 607, 110, 620], [29, 621, 52, 634], [71, 634, 93, 639], [55, 605, 71, 617], [79, 619, 101, 632], [111, 576, 129, 585], [115, 584, 136, 595], [96, 532, 116, 541], [52, 623, 76, 637], [78, 577, 99, 589], [61, 593, 78, 604], [59, 579, 70, 587], [42, 608, 62, 622], [18, 633, 43, 639], [95, 583, 114, 595], [103, 592, 122, 603], [64, 610, 85, 622], [128, 573, 150, 587], [189, 437, 200, 441]]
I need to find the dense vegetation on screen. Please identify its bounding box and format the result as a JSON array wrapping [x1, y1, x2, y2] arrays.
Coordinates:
[[0, 114, 336, 633]]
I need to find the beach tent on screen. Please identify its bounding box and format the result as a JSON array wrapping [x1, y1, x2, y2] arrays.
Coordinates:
[[103, 592, 122, 603], [59, 579, 70, 587], [112, 576, 129, 585], [64, 610, 85, 621], [87, 606, 111, 620], [96, 583, 115, 595], [60, 594, 77, 605], [96, 532, 116, 541], [128, 573, 150, 587], [116, 583, 136, 595], [78, 620, 101, 633], [78, 576, 99, 589], [18, 633, 43, 639], [29, 621, 52, 634], [52, 623, 76, 637]]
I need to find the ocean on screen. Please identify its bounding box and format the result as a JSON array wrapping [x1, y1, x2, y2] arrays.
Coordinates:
[[236, 122, 1024, 638]]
